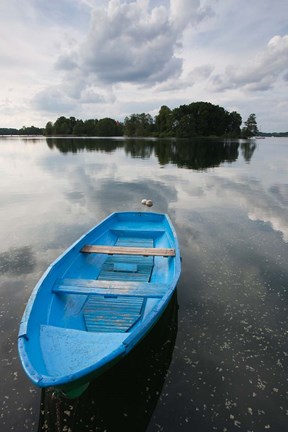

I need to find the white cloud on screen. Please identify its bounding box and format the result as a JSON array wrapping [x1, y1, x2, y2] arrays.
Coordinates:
[[212, 35, 288, 92], [58, 0, 183, 84], [170, 0, 215, 30], [32, 88, 77, 114], [1, 0, 288, 130], [154, 63, 214, 91], [31, 83, 114, 117], [57, 0, 215, 86], [30, 0, 216, 119]]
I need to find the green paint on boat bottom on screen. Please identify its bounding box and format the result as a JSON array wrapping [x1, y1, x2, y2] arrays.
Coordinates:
[[57, 382, 90, 399]]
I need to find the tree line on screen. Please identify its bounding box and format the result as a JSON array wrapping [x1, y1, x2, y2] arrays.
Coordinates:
[[0, 125, 44, 135], [44, 102, 244, 138], [45, 116, 123, 137], [0, 102, 266, 138]]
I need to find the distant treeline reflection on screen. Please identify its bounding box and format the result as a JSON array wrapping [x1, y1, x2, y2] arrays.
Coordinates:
[[46, 137, 256, 170]]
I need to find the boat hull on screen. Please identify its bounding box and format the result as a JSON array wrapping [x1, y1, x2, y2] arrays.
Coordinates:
[[18, 212, 181, 398]]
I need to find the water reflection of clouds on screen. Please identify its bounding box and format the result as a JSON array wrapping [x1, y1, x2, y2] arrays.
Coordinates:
[[269, 184, 288, 207], [210, 176, 288, 242], [248, 212, 288, 242], [0, 246, 35, 276], [2, 138, 286, 254], [1, 143, 176, 251], [0, 142, 179, 259], [63, 162, 178, 219], [1, 138, 285, 272], [0, 142, 99, 276], [73, 144, 288, 245], [170, 164, 288, 243]]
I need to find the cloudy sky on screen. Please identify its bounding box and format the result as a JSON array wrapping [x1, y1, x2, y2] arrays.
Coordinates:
[[1, 0, 288, 131]]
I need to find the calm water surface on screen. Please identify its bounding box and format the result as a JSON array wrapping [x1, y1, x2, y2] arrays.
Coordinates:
[[0, 136, 287, 431]]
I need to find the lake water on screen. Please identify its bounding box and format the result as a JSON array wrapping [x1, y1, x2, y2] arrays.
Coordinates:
[[0, 136, 287, 432]]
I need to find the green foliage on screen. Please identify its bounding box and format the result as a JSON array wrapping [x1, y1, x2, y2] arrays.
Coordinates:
[[155, 106, 174, 136], [242, 113, 258, 138], [227, 111, 242, 137], [45, 116, 123, 137], [0, 128, 21, 135], [154, 102, 242, 138], [19, 125, 44, 135], [53, 116, 74, 135], [0, 125, 44, 135], [43, 102, 243, 138], [259, 131, 288, 137], [82, 119, 98, 136], [45, 122, 53, 135], [72, 120, 86, 136], [123, 113, 154, 137], [96, 118, 123, 136]]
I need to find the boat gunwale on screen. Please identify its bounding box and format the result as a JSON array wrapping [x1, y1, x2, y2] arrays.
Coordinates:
[[18, 211, 181, 389]]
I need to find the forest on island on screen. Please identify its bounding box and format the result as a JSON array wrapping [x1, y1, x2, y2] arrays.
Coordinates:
[[2, 101, 280, 138], [44, 102, 243, 138]]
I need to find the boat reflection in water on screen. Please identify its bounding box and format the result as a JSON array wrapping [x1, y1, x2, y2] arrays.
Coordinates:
[[38, 291, 178, 432]]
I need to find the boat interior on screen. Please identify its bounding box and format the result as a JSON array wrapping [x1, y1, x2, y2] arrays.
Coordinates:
[[20, 213, 178, 381], [50, 226, 175, 334]]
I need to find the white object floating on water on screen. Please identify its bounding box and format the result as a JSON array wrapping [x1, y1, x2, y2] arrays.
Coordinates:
[[141, 199, 153, 207]]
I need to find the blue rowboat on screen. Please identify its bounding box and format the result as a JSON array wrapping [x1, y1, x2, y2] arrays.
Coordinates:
[[18, 212, 181, 398]]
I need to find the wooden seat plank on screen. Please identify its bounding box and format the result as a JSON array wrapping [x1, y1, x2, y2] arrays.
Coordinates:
[[53, 279, 167, 298], [81, 245, 175, 257]]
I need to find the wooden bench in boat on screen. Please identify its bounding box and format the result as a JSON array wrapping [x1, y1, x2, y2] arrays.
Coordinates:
[[81, 245, 175, 257], [53, 278, 167, 298]]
